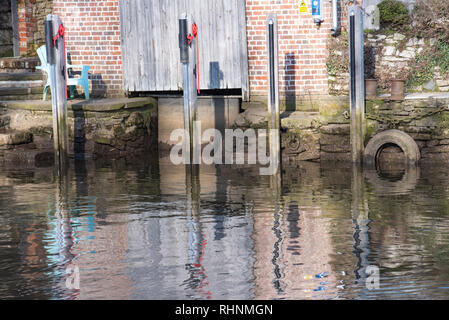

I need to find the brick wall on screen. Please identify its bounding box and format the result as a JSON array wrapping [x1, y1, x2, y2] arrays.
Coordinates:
[[15, 0, 53, 56], [17, 0, 364, 99], [245, 0, 361, 99], [246, 0, 333, 98], [53, 0, 123, 97]]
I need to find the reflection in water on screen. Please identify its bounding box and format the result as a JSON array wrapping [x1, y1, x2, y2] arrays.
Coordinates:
[[351, 165, 371, 298], [270, 172, 284, 295], [184, 165, 211, 299], [1, 159, 449, 299]]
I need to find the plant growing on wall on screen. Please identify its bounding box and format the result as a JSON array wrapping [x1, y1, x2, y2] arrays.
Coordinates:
[[412, 0, 449, 41], [326, 31, 349, 76], [405, 0, 449, 88], [406, 40, 449, 88]]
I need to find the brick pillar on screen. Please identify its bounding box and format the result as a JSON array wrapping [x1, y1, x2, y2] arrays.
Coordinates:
[[17, 0, 35, 55]]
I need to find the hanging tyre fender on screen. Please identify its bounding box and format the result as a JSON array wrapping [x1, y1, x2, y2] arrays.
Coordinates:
[[363, 129, 421, 167]]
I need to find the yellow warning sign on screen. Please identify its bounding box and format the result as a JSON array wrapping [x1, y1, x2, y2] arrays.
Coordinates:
[[299, 0, 308, 13]]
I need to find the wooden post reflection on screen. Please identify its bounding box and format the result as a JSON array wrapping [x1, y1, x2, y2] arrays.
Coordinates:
[[351, 164, 371, 292]]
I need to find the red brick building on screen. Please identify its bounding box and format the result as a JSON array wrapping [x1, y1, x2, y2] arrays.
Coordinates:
[[5, 0, 362, 100], [246, 0, 335, 98]]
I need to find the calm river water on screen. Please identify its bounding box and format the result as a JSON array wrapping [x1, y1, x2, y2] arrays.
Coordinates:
[[1, 157, 449, 300]]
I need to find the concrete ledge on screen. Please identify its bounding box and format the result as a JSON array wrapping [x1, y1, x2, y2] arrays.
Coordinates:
[[248, 94, 349, 112], [0, 97, 157, 113], [377, 92, 449, 101]]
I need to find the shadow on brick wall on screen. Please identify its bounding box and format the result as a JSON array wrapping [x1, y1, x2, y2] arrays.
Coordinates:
[[284, 52, 296, 112], [89, 74, 107, 98]]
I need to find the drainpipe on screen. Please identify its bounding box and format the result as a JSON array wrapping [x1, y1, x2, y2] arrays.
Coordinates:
[[330, 0, 339, 36]]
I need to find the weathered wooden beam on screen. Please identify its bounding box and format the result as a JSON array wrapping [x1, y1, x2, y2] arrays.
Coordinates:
[[46, 14, 69, 171], [266, 13, 281, 172], [349, 5, 365, 164], [179, 13, 199, 165]]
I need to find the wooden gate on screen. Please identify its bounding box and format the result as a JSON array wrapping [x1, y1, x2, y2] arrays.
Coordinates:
[[119, 0, 249, 100]]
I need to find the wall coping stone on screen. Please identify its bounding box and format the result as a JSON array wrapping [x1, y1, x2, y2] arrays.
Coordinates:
[[0, 97, 157, 113]]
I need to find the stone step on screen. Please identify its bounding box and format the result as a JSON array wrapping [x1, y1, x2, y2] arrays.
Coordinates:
[[0, 94, 47, 101], [0, 85, 48, 101], [0, 80, 45, 88], [0, 86, 46, 95], [0, 57, 40, 73], [0, 131, 33, 146], [1, 148, 54, 166], [0, 72, 44, 82], [281, 111, 320, 130]]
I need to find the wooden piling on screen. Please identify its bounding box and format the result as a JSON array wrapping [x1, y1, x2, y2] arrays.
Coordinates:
[[179, 13, 199, 165], [266, 13, 281, 172], [46, 14, 69, 171], [348, 6, 365, 164], [351, 164, 371, 281]]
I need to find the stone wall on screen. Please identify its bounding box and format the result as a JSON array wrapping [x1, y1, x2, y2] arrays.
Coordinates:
[[234, 95, 449, 164], [329, 32, 449, 95], [0, 98, 158, 166], [53, 0, 123, 97], [366, 97, 449, 162], [233, 98, 352, 163]]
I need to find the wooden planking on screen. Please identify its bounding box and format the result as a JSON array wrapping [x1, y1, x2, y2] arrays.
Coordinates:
[[136, 0, 143, 91], [169, 0, 178, 90], [238, 0, 249, 100], [152, 0, 161, 91], [143, 0, 154, 91], [222, 0, 230, 89], [118, 1, 127, 91], [215, 0, 225, 89], [130, 0, 138, 91], [118, 0, 249, 95]]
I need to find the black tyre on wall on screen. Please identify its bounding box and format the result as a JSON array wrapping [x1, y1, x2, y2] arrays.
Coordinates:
[[364, 129, 421, 167]]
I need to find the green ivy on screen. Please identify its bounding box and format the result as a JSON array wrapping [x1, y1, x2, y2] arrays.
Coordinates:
[[406, 39, 449, 88]]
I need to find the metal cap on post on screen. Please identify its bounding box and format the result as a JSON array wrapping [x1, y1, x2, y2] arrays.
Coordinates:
[[179, 14, 189, 64], [45, 19, 55, 65]]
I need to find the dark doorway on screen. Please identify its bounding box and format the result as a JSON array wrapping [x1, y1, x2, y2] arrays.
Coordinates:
[[0, 0, 13, 57], [0, 0, 18, 57]]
